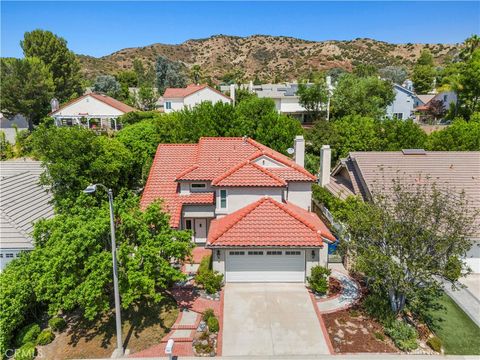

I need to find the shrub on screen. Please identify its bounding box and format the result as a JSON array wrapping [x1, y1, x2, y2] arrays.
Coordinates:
[[15, 324, 40, 348], [427, 336, 442, 352], [48, 317, 66, 332], [14, 342, 36, 360], [362, 293, 396, 324], [374, 332, 385, 341], [207, 316, 219, 333], [203, 308, 215, 322], [384, 320, 418, 351], [307, 265, 331, 295], [196, 270, 223, 294], [36, 329, 55, 345], [198, 255, 211, 275]]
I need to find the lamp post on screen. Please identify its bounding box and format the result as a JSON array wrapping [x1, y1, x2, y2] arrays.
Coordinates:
[[83, 184, 123, 357]]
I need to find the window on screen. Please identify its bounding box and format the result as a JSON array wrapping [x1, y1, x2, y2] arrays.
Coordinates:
[[285, 251, 301, 255], [229, 251, 245, 255], [266, 250, 282, 255], [0, 254, 3, 258], [190, 183, 206, 192], [394, 113, 403, 120], [248, 251, 264, 255], [165, 101, 172, 110], [185, 219, 192, 230], [220, 189, 227, 209], [6, 253, 14, 258]]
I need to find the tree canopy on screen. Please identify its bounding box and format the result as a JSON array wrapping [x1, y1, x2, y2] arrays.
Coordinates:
[[297, 81, 329, 120], [93, 75, 121, 98], [155, 56, 187, 95], [412, 50, 436, 94]]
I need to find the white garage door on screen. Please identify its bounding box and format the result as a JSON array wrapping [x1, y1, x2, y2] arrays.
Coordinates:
[[226, 249, 305, 282]]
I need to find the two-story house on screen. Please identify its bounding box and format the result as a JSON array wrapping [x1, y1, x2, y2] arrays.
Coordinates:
[[141, 136, 335, 282], [162, 84, 232, 113]]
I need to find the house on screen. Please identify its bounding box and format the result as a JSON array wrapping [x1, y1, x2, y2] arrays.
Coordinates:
[[162, 84, 232, 113], [414, 91, 458, 123], [141, 136, 335, 282], [0, 114, 28, 143], [386, 84, 421, 120], [49, 93, 136, 130], [0, 159, 54, 271], [320, 148, 480, 273]]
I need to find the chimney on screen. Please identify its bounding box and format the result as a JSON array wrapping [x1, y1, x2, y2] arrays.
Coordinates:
[[50, 98, 59, 112], [293, 135, 305, 168], [230, 84, 236, 105], [319, 145, 331, 186], [249, 80, 253, 92]]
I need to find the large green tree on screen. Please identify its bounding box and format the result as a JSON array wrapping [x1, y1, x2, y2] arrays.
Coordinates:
[[21, 29, 82, 102], [0, 57, 55, 130], [155, 56, 187, 94], [297, 81, 329, 120], [345, 180, 476, 315], [330, 74, 395, 119], [412, 50, 436, 94], [426, 114, 480, 150], [92, 75, 121, 98]]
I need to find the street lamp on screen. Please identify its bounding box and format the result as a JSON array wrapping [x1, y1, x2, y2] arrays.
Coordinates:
[[83, 184, 123, 357]]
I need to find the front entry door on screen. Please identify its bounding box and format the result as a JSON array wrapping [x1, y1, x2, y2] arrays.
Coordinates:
[[194, 219, 207, 243]]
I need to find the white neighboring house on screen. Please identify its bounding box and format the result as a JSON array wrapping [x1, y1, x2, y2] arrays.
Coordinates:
[[0, 114, 28, 143], [162, 84, 232, 113], [49, 93, 136, 130], [0, 160, 54, 271], [414, 91, 458, 122], [141, 136, 335, 283], [386, 84, 422, 120]]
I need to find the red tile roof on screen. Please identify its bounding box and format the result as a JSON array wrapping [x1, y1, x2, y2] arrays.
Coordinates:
[[207, 197, 335, 247], [163, 84, 231, 101], [141, 137, 316, 228], [50, 93, 136, 115]]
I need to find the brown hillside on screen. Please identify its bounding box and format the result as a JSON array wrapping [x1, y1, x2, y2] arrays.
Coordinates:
[[77, 34, 460, 82]]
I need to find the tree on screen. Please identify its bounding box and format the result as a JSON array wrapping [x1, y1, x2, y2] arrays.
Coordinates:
[[412, 50, 436, 93], [345, 180, 477, 315], [0, 57, 55, 130], [21, 29, 82, 102], [92, 75, 121, 98], [116, 70, 138, 88], [426, 114, 480, 150], [379, 66, 408, 84], [221, 68, 245, 85], [155, 56, 187, 95], [190, 64, 202, 84], [297, 81, 328, 120], [353, 64, 378, 78], [459, 34, 480, 61], [426, 99, 446, 122], [330, 74, 395, 119], [138, 85, 157, 111]]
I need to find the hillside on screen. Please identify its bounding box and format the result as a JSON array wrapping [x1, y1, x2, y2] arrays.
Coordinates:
[[77, 34, 460, 82]]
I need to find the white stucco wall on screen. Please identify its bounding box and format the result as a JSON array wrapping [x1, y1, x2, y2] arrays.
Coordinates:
[[280, 97, 307, 113], [386, 87, 415, 120], [465, 239, 480, 273], [164, 99, 185, 113], [52, 95, 125, 117], [287, 182, 312, 210], [252, 155, 285, 168], [215, 187, 284, 215], [164, 88, 231, 113]]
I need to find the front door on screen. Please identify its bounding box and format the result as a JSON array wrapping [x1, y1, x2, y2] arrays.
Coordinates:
[[194, 219, 207, 243]]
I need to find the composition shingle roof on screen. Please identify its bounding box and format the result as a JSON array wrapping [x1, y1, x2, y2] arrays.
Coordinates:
[[50, 93, 136, 116], [207, 197, 335, 247], [0, 160, 54, 250], [163, 84, 231, 101], [140, 137, 316, 228]]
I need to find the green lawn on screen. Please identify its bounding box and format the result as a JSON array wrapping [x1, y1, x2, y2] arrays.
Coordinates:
[[429, 293, 480, 355]]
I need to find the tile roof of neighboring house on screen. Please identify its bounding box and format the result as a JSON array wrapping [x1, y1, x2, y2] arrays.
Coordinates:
[[141, 137, 316, 228], [324, 176, 355, 200], [50, 93, 136, 116], [330, 151, 480, 237], [207, 197, 335, 247], [0, 160, 54, 250], [416, 94, 435, 105], [163, 84, 231, 101]]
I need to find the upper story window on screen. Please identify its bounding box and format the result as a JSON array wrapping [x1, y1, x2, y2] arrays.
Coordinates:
[[220, 189, 227, 209], [165, 101, 172, 110], [190, 183, 206, 192]]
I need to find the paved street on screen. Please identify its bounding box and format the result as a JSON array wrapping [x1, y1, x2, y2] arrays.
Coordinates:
[[222, 283, 330, 357]]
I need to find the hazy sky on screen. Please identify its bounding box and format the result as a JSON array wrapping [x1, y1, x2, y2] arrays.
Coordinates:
[[2, 1, 479, 58]]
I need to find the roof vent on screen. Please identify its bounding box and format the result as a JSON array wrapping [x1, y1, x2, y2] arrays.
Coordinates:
[[402, 149, 426, 155]]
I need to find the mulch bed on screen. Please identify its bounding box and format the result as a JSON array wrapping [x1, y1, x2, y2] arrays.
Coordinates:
[[329, 277, 342, 297], [323, 306, 398, 353]]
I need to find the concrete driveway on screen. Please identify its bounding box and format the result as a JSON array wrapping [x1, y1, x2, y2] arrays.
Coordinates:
[[222, 283, 330, 356]]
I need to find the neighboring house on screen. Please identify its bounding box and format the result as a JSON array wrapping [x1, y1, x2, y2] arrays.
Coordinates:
[[320, 148, 480, 273], [162, 84, 232, 113], [386, 84, 421, 120], [414, 91, 458, 123], [141, 136, 335, 282], [0, 159, 54, 271], [0, 114, 28, 143], [49, 93, 136, 130]]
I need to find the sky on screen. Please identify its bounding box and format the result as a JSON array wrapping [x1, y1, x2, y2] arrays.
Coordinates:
[[1, 1, 479, 58]]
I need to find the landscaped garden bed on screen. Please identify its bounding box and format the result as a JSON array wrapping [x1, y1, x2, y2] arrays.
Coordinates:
[[192, 308, 220, 357]]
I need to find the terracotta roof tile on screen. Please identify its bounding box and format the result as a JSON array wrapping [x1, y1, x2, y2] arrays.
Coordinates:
[[211, 160, 286, 187], [206, 197, 335, 247], [163, 84, 231, 101]]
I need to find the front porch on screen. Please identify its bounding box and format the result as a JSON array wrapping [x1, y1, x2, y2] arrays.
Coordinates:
[[53, 116, 122, 131]]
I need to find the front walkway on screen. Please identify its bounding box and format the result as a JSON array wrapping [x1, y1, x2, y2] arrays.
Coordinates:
[[442, 274, 480, 327], [222, 283, 331, 356], [316, 269, 361, 314]]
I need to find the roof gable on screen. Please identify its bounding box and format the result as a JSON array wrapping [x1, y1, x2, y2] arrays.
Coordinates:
[[211, 160, 287, 187], [163, 84, 231, 101], [50, 93, 136, 116]]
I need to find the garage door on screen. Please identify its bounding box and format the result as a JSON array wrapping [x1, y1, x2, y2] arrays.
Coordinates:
[[226, 249, 305, 282]]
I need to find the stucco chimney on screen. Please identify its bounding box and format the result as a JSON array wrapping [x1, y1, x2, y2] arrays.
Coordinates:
[[294, 135, 305, 168], [230, 84, 236, 105], [319, 145, 331, 186], [50, 98, 59, 112]]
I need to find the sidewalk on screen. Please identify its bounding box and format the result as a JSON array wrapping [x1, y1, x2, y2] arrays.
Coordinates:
[[441, 275, 480, 328]]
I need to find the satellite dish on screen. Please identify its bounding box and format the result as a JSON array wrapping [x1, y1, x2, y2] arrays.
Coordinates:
[[287, 148, 295, 155]]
